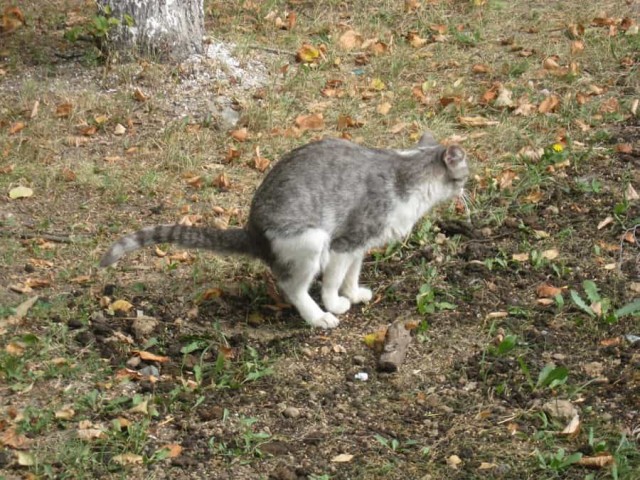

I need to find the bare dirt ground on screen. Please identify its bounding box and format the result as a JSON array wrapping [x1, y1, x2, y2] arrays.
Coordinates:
[[0, 1, 639, 479]]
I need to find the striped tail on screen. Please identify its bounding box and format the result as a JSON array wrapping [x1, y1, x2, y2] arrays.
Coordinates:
[[99, 224, 258, 267]]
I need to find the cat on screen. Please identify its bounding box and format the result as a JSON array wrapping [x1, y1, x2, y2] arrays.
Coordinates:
[[100, 132, 469, 329]]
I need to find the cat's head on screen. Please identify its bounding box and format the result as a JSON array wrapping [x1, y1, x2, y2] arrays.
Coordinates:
[[441, 144, 469, 195]]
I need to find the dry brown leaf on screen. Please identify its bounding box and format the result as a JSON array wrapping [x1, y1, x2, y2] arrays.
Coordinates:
[[472, 63, 490, 74], [6, 342, 25, 356], [597, 216, 614, 230], [79, 125, 97, 136], [252, 146, 271, 172], [229, 127, 248, 142], [133, 88, 147, 102], [538, 95, 560, 113], [0, 427, 31, 450], [406, 31, 427, 48], [337, 115, 364, 130], [135, 350, 170, 363], [338, 29, 363, 50], [536, 284, 563, 298], [560, 415, 581, 436], [332, 453, 354, 463], [599, 97, 619, 113], [161, 444, 183, 458], [114, 123, 126, 135], [376, 102, 392, 115], [458, 116, 499, 127], [212, 173, 230, 190], [567, 23, 585, 39], [543, 57, 561, 70], [1, 6, 26, 33], [512, 253, 529, 262], [541, 248, 559, 260], [577, 454, 614, 468], [570, 40, 585, 55], [56, 102, 73, 118], [113, 453, 144, 465], [185, 175, 203, 189], [404, 0, 421, 12], [626, 184, 639, 200], [523, 189, 543, 203], [9, 121, 26, 135], [615, 143, 633, 154], [494, 86, 514, 108], [497, 169, 517, 189], [295, 113, 325, 131]]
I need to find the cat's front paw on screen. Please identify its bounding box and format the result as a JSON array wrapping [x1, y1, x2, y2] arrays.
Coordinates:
[[323, 295, 351, 315], [343, 287, 373, 304], [309, 312, 340, 329]]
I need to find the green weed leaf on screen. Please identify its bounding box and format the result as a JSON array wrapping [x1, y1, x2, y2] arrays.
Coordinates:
[[583, 280, 600, 303], [570, 290, 595, 317], [615, 299, 640, 318], [537, 363, 568, 389]]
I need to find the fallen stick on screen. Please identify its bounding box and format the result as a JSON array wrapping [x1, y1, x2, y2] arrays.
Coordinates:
[[377, 316, 416, 372]]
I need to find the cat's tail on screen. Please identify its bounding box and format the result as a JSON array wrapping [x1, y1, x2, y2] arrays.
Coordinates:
[[99, 225, 260, 267]]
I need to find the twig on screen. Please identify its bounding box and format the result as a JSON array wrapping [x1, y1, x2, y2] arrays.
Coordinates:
[[246, 45, 296, 56], [377, 316, 415, 372], [618, 223, 640, 269], [0, 229, 77, 243]]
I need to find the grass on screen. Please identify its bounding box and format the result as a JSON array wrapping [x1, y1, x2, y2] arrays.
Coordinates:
[[1, 0, 639, 478]]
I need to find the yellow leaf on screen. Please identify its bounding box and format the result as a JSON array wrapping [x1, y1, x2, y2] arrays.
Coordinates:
[[370, 78, 386, 91], [296, 44, 320, 63], [16, 451, 35, 466], [331, 453, 354, 463], [110, 299, 133, 313], [9, 186, 33, 199]]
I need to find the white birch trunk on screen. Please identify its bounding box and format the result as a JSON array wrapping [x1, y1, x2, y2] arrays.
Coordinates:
[[99, 0, 204, 61]]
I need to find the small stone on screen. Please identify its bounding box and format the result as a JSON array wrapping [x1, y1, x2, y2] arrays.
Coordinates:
[[300, 347, 313, 358], [219, 107, 240, 129], [353, 355, 367, 365], [283, 406, 300, 419], [542, 399, 578, 420], [139, 365, 160, 378], [126, 356, 142, 368], [543, 205, 560, 216]]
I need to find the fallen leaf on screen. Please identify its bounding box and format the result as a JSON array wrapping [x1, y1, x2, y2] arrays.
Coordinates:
[[331, 453, 354, 463], [599, 337, 621, 347], [11, 296, 39, 320], [295, 113, 325, 131], [512, 253, 529, 262], [6, 342, 25, 356], [597, 216, 614, 230], [113, 453, 144, 465], [560, 415, 581, 436], [538, 95, 560, 113], [536, 284, 563, 298], [478, 462, 497, 470], [9, 186, 34, 199], [570, 40, 585, 55], [30, 100, 40, 119], [212, 172, 230, 189], [497, 169, 517, 189], [363, 328, 387, 353], [406, 31, 428, 48], [129, 399, 149, 415], [110, 299, 134, 313], [494, 86, 514, 108], [404, 0, 421, 12], [0, 164, 15, 174], [616, 144, 633, 154], [230, 127, 248, 142], [296, 43, 320, 63], [599, 97, 619, 114], [543, 57, 561, 70], [135, 350, 170, 363], [376, 102, 392, 115], [542, 249, 559, 260], [133, 88, 147, 102], [55, 407, 76, 420], [252, 146, 271, 172], [458, 116, 499, 127], [626, 184, 639, 200], [114, 123, 126, 135], [1, 428, 32, 449], [369, 78, 386, 91], [161, 444, 183, 458], [337, 115, 364, 130], [9, 121, 26, 134], [447, 455, 462, 469], [472, 63, 490, 74], [56, 102, 73, 118], [16, 451, 35, 466], [577, 454, 614, 468], [338, 29, 363, 50]]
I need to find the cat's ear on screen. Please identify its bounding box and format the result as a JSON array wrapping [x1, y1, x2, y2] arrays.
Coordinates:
[[417, 131, 438, 147], [444, 145, 467, 171]]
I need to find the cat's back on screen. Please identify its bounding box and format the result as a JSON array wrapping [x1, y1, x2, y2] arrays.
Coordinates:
[[249, 137, 397, 232]]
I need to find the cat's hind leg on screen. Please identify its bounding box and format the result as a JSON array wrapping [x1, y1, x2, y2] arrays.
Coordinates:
[[270, 230, 339, 329], [321, 252, 354, 315], [339, 252, 372, 304]]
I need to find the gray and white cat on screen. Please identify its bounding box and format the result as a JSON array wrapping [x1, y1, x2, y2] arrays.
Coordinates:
[[100, 132, 469, 329]]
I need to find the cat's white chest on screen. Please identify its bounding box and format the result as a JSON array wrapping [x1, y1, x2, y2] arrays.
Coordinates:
[[370, 185, 447, 248]]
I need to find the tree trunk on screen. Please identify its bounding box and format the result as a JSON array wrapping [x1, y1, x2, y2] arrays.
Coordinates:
[[99, 0, 204, 62]]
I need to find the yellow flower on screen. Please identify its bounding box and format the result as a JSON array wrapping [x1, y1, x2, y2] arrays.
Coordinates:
[[552, 143, 564, 152]]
